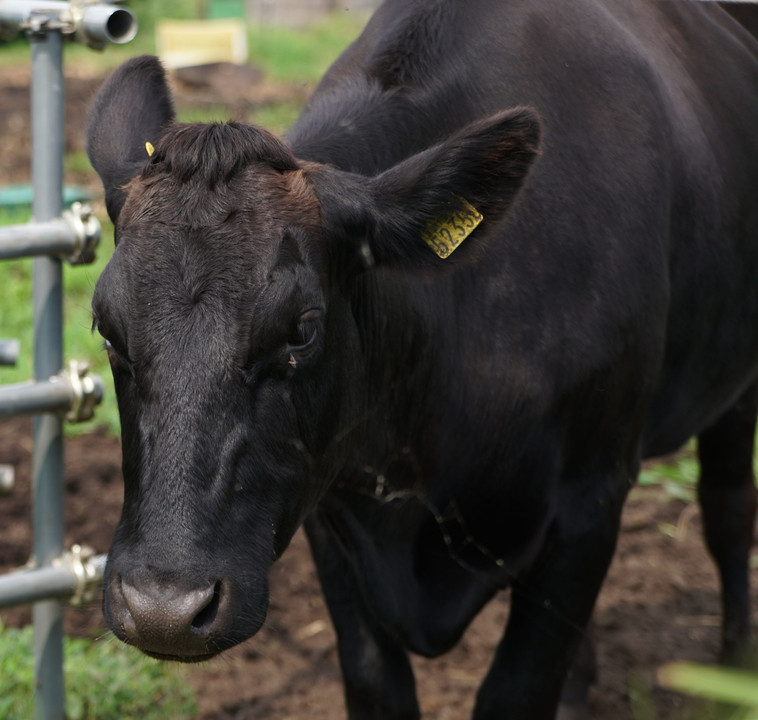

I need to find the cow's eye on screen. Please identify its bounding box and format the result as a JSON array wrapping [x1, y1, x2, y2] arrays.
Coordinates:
[[94, 319, 133, 374], [287, 309, 320, 350], [95, 322, 115, 355]]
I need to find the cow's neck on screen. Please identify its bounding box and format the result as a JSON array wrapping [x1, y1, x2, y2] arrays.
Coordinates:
[[342, 268, 457, 485], [336, 469, 513, 586]]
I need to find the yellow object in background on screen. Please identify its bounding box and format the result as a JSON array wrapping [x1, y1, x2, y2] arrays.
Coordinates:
[[156, 19, 248, 69]]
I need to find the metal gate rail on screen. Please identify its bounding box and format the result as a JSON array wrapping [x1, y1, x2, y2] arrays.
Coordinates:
[[0, 3, 136, 718]]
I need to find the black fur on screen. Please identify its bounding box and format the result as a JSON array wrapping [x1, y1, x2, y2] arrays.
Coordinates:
[[86, 2, 758, 719]]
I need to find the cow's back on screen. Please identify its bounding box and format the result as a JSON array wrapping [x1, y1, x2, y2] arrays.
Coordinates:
[[291, 0, 758, 462]]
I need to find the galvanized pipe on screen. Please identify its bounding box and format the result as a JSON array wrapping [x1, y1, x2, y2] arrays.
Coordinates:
[[78, 3, 137, 47], [0, 218, 77, 259], [0, 378, 74, 419], [0, 203, 99, 263], [0, 550, 107, 609], [30, 27, 65, 720], [0, 362, 104, 421], [0, 4, 128, 718], [0, 1, 138, 48], [0, 339, 20, 366], [0, 565, 82, 606]]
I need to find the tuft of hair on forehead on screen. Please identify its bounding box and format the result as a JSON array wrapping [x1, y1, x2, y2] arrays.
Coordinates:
[[143, 120, 300, 188]]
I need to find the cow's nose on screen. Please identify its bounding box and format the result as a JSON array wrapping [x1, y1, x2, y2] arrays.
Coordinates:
[[113, 575, 227, 660]]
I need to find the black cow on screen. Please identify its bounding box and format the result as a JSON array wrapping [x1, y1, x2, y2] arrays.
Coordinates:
[[85, 1, 758, 718]]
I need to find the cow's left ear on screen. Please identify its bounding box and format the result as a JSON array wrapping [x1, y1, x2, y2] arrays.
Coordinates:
[[86, 55, 175, 225], [311, 107, 541, 269]]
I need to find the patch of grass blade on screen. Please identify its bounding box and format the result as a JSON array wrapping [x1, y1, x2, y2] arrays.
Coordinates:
[[0, 621, 197, 720]]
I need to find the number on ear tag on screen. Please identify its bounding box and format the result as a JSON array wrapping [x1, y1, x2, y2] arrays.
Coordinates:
[[422, 197, 483, 259]]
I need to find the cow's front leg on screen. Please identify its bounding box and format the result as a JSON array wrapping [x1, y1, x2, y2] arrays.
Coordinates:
[[557, 621, 597, 720], [473, 476, 628, 720], [304, 512, 420, 720]]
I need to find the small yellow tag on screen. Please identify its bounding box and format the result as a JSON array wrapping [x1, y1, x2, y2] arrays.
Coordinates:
[[145, 141, 155, 157], [422, 197, 483, 259]]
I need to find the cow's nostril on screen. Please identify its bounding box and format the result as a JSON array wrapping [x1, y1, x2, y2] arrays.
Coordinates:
[[116, 575, 226, 658], [191, 580, 222, 632], [106, 568, 266, 660]]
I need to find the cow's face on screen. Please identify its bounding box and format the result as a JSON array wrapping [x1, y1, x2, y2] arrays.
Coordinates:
[[91, 135, 361, 659], [86, 56, 539, 661]]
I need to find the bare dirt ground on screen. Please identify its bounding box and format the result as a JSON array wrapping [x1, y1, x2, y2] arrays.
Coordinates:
[[0, 417, 749, 720], [1, 63, 755, 719]]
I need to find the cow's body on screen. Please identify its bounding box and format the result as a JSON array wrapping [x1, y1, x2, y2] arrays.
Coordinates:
[[86, 1, 758, 718]]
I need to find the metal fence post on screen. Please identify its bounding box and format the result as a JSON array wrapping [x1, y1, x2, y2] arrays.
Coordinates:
[[29, 26, 66, 720], [0, 3, 136, 717]]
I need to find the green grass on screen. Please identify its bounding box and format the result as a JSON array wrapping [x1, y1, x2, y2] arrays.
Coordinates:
[[657, 662, 758, 719], [0, 621, 197, 719], [246, 13, 365, 84], [175, 102, 304, 138], [638, 444, 699, 504], [250, 99, 306, 137], [638, 437, 758, 505], [65, 150, 97, 179]]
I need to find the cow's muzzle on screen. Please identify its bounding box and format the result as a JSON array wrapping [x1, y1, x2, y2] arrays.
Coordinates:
[[108, 573, 233, 662]]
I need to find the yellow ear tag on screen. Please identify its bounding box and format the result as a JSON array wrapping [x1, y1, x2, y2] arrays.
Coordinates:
[[422, 196, 483, 259], [145, 141, 155, 157]]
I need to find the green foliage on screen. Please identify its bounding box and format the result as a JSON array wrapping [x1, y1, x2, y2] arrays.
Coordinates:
[[638, 444, 699, 503], [250, 99, 305, 137], [65, 151, 97, 179], [175, 100, 305, 138], [176, 103, 233, 124], [0, 37, 29, 66], [0, 621, 197, 719], [638, 434, 758, 505], [656, 662, 758, 720], [126, 0, 208, 34], [246, 13, 366, 84]]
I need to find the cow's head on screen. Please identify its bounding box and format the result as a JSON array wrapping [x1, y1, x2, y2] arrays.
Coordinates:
[[86, 55, 540, 661]]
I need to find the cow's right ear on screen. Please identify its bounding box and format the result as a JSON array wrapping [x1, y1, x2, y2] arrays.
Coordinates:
[[86, 55, 175, 224], [309, 107, 541, 272]]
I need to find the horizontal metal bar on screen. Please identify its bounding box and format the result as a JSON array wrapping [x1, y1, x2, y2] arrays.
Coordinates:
[[0, 203, 99, 264], [0, 339, 20, 366], [0, 548, 107, 609], [0, 377, 73, 419], [0, 362, 104, 422], [0, 218, 75, 260], [78, 3, 137, 47], [0, 2, 137, 48], [0, 565, 79, 607]]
